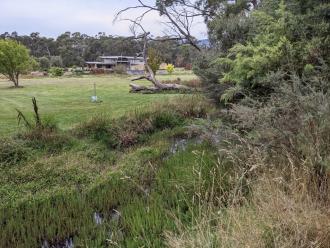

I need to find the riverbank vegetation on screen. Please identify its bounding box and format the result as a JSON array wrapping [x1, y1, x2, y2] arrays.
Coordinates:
[[0, 0, 329, 247]]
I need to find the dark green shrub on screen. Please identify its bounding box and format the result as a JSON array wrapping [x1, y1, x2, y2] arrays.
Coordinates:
[[0, 138, 30, 166], [120, 110, 154, 134], [48, 67, 64, 77]]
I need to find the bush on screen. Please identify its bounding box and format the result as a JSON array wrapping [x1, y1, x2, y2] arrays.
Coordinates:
[[184, 63, 192, 70], [48, 67, 64, 77], [226, 74, 330, 199], [90, 68, 105, 74], [117, 129, 139, 148], [164, 75, 330, 248], [166, 64, 175, 74]]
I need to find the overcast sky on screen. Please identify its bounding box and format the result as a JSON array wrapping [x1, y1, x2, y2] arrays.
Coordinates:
[[0, 0, 207, 38]]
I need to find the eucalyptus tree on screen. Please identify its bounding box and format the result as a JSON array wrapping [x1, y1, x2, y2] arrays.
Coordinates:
[[0, 39, 35, 87]]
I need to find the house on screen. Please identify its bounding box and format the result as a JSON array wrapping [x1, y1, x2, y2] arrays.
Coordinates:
[[85, 56, 145, 72]]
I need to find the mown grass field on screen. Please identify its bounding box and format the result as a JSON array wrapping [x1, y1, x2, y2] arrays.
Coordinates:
[[0, 72, 196, 135]]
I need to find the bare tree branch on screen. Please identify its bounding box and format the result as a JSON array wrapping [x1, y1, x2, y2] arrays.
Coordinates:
[[114, 0, 203, 51]]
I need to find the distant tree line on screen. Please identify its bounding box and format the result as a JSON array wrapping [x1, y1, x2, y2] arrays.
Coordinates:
[[0, 31, 198, 69]]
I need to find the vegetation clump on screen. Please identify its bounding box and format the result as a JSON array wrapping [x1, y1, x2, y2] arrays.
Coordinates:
[[12, 98, 71, 153], [147, 47, 162, 75], [48, 67, 64, 77], [75, 96, 210, 149], [166, 63, 175, 74]]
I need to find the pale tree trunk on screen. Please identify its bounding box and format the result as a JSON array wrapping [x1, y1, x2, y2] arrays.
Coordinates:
[[6, 72, 20, 87], [130, 33, 189, 93], [11, 73, 20, 87], [14, 73, 19, 87]]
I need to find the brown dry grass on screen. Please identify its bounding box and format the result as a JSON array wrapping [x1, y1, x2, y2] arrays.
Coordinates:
[[165, 168, 330, 248]]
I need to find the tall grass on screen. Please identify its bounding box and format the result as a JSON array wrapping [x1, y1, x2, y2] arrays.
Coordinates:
[[166, 168, 330, 248], [74, 95, 213, 149], [165, 78, 330, 247]]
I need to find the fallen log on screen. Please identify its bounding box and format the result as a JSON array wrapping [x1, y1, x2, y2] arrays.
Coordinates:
[[129, 83, 159, 92], [128, 32, 190, 93], [129, 82, 190, 93], [130, 75, 190, 92]]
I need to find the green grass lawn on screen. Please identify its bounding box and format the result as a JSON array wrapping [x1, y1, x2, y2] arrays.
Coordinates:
[[0, 73, 196, 135]]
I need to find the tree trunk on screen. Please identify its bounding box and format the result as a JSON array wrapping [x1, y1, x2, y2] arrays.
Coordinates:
[[13, 73, 19, 87], [7, 72, 20, 87], [129, 33, 190, 93]]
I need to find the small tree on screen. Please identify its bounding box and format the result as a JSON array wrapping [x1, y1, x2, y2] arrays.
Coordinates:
[[0, 39, 33, 87], [166, 64, 175, 74], [147, 48, 162, 75]]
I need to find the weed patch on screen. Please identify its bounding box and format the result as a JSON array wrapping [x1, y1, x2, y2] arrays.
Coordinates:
[[0, 138, 31, 166], [74, 95, 211, 149], [19, 127, 73, 153]]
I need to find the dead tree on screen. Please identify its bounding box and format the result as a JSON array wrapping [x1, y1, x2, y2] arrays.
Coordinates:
[[116, 0, 204, 51], [115, 0, 204, 92], [128, 25, 190, 92]]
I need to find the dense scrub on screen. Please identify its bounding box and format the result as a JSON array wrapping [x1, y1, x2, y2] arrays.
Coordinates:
[[165, 77, 330, 247], [165, 0, 330, 247], [194, 0, 330, 102]]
